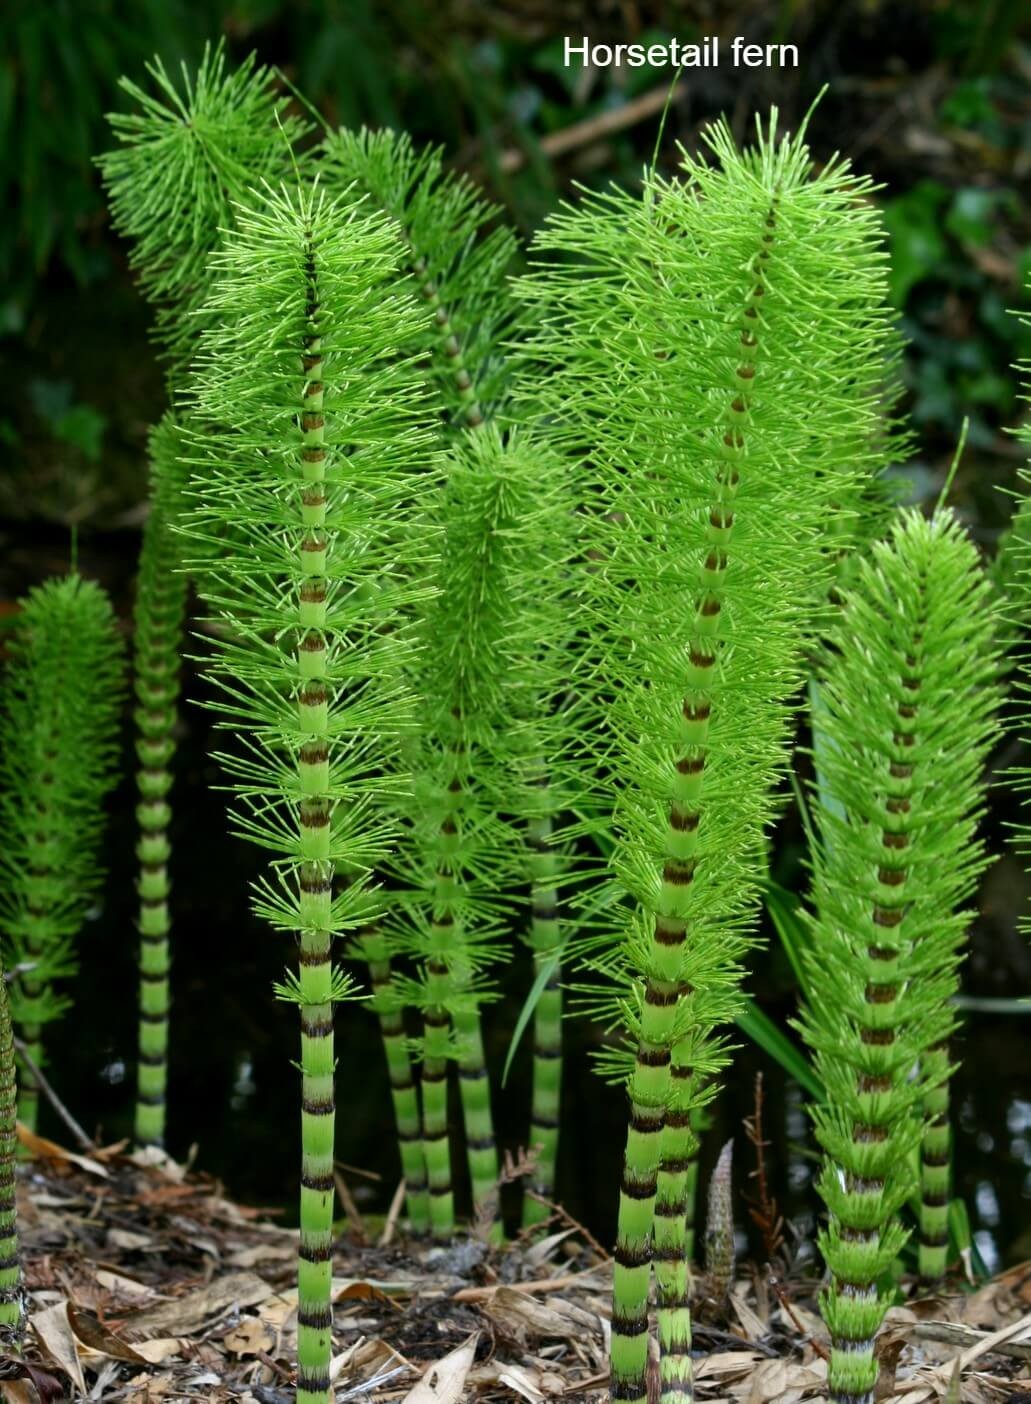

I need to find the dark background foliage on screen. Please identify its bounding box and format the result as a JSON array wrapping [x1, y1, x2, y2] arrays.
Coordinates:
[[0, 0, 1029, 1265]]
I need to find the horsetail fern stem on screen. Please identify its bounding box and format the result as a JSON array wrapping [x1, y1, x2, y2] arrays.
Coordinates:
[[321, 128, 519, 432], [321, 129, 521, 1230], [798, 509, 1000, 1402], [181, 183, 435, 1404], [391, 426, 572, 1239], [519, 110, 897, 1403], [133, 414, 189, 1148], [99, 43, 307, 380], [0, 575, 125, 1132], [0, 954, 20, 1345]]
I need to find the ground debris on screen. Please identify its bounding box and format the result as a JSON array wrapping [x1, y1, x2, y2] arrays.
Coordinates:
[[2, 1142, 1028, 1402]]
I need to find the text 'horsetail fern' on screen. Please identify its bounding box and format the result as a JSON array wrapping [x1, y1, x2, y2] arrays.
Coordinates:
[[181, 182, 436, 1404], [798, 508, 1000, 1404], [518, 109, 898, 1403]]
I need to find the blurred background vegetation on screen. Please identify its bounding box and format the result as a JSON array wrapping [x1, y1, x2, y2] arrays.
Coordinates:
[[1, 0, 1029, 533], [0, 0, 1029, 1261]]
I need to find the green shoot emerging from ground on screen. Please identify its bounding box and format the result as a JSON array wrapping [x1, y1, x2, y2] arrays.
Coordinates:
[[181, 181, 435, 1404], [0, 574, 125, 1132], [133, 415, 189, 1148], [799, 509, 1000, 1403], [519, 109, 897, 1403]]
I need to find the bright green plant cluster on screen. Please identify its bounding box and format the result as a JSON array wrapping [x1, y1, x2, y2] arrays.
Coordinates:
[[798, 509, 1001, 1403], [0, 44, 1023, 1404], [0, 573, 125, 1131]]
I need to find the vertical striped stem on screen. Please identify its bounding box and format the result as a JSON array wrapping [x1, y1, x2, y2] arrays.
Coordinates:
[[654, 1061, 695, 1402], [294, 296, 336, 1404], [0, 959, 21, 1342], [453, 1007, 500, 1237], [647, 217, 769, 1404], [16, 776, 60, 1134], [827, 680, 918, 1404], [421, 963, 455, 1241], [133, 479, 186, 1148], [408, 248, 485, 430], [918, 1042, 950, 1283], [523, 800, 563, 1227], [359, 930, 429, 1233]]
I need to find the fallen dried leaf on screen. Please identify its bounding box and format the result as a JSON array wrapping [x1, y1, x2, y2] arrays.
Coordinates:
[[17, 1125, 109, 1179], [402, 1334, 479, 1403], [223, 1317, 277, 1356], [67, 1303, 151, 1363], [123, 1271, 272, 1336], [31, 1301, 87, 1394]]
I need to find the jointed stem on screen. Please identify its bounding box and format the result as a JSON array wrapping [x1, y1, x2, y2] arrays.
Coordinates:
[[133, 470, 187, 1148], [294, 283, 336, 1404], [919, 1042, 951, 1284], [0, 958, 20, 1344], [359, 930, 429, 1233], [523, 801, 563, 1227]]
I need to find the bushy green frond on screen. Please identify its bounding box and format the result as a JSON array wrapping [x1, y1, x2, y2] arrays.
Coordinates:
[[516, 108, 901, 1400], [321, 127, 520, 429], [518, 108, 899, 1052], [180, 181, 438, 931], [0, 573, 125, 1050], [98, 42, 309, 378], [798, 507, 1001, 1372]]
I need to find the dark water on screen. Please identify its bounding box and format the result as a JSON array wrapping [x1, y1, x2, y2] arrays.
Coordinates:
[[33, 620, 1031, 1269]]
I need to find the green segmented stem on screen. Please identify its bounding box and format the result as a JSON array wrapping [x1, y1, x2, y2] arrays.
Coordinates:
[[359, 928, 428, 1233], [0, 959, 20, 1343], [293, 307, 336, 1404], [623, 224, 766, 1404], [523, 802, 563, 1226], [421, 961, 456, 1241], [453, 1007, 500, 1235], [800, 513, 1000, 1404], [919, 1042, 951, 1283], [410, 250, 485, 430], [133, 420, 188, 1148]]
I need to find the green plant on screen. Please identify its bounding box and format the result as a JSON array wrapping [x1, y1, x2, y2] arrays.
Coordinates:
[[321, 127, 519, 432], [132, 414, 189, 1148], [180, 181, 435, 1404], [519, 109, 898, 1403], [797, 508, 1000, 1401], [0, 573, 125, 1131], [387, 425, 573, 1239], [0, 953, 20, 1345], [98, 41, 308, 380]]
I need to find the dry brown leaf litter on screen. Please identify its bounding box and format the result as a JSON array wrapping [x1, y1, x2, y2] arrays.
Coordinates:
[[1, 1133, 1027, 1403]]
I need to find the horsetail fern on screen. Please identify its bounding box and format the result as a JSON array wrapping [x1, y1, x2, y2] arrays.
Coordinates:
[[519, 110, 897, 1403], [0, 574, 125, 1131], [321, 128, 519, 431], [798, 509, 1000, 1402], [321, 127, 525, 1231], [180, 180, 435, 1404], [0, 953, 20, 1345], [387, 425, 571, 1239], [133, 414, 189, 1148], [99, 42, 307, 380]]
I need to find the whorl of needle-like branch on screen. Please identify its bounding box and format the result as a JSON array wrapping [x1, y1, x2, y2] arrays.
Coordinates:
[[517, 108, 900, 1404], [798, 509, 1000, 1404], [180, 181, 437, 1404], [0, 574, 125, 1132], [98, 42, 308, 380]]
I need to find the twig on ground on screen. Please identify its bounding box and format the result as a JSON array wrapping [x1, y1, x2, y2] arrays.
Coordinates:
[[522, 1189, 611, 1264], [379, 1177, 406, 1249], [13, 1036, 94, 1151], [333, 1168, 368, 1247]]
